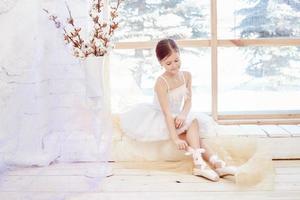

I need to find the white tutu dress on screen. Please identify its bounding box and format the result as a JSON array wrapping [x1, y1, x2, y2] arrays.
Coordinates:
[[119, 72, 217, 141]]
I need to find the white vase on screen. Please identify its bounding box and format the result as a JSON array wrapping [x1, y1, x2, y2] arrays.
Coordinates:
[[83, 56, 105, 109], [82, 55, 113, 167], [82, 54, 111, 112]]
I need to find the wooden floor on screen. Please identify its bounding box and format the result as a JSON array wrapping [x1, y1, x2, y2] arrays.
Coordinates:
[[0, 160, 300, 200]]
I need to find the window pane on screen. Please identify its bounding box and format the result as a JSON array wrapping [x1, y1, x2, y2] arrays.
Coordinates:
[[218, 0, 300, 39], [110, 48, 157, 113], [114, 0, 210, 41], [218, 46, 300, 113], [110, 48, 211, 113], [182, 48, 211, 113]]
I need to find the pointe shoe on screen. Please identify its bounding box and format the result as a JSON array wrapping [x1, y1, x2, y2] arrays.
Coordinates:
[[209, 155, 237, 177], [193, 165, 220, 182], [214, 166, 237, 177], [186, 147, 219, 182]]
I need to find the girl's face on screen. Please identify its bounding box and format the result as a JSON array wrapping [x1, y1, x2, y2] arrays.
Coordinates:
[[160, 51, 181, 76]]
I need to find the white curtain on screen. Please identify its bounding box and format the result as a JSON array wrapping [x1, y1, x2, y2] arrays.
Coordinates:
[[0, 0, 111, 177]]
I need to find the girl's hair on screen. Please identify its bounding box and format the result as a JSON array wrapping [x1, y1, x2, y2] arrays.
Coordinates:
[[155, 38, 179, 61]]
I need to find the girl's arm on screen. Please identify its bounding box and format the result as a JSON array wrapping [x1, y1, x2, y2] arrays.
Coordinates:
[[155, 78, 188, 150]]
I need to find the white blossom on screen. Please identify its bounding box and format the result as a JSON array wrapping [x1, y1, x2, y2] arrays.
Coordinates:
[[44, 0, 122, 58]]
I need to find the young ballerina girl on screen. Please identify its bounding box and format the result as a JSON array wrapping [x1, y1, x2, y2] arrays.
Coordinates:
[[119, 38, 236, 181]]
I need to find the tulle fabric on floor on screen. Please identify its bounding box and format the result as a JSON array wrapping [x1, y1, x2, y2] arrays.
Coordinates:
[[113, 115, 274, 188]]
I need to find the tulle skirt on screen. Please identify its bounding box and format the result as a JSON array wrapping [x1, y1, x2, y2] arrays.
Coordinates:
[[119, 103, 217, 141]]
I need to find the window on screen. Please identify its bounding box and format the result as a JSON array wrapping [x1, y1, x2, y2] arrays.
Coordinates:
[[110, 0, 300, 124], [218, 46, 300, 113]]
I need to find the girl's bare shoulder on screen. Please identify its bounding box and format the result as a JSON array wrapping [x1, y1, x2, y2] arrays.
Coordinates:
[[181, 70, 192, 81], [154, 75, 168, 92]]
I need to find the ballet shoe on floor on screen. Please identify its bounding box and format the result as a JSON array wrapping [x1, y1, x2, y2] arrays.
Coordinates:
[[193, 165, 220, 182], [186, 147, 220, 182], [209, 155, 237, 177]]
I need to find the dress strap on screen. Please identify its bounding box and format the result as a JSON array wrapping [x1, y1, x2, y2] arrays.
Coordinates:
[[159, 76, 170, 91], [181, 71, 186, 85]]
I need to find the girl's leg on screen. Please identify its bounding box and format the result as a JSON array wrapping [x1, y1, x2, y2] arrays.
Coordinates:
[[200, 141, 223, 168], [181, 119, 236, 177], [181, 119, 200, 149], [179, 120, 222, 168], [179, 119, 219, 181]]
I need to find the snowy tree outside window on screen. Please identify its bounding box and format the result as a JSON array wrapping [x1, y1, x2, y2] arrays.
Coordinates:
[[218, 0, 300, 112]]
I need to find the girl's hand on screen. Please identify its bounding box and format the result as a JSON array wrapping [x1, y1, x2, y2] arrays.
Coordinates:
[[174, 114, 186, 129], [173, 138, 188, 151]]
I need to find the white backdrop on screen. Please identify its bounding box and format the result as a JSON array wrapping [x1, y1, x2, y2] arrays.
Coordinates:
[[0, 0, 111, 171]]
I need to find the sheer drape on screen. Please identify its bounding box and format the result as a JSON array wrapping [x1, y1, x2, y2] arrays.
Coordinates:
[[0, 0, 111, 175]]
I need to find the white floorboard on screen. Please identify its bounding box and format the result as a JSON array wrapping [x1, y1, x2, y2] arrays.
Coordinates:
[[0, 160, 299, 200]]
